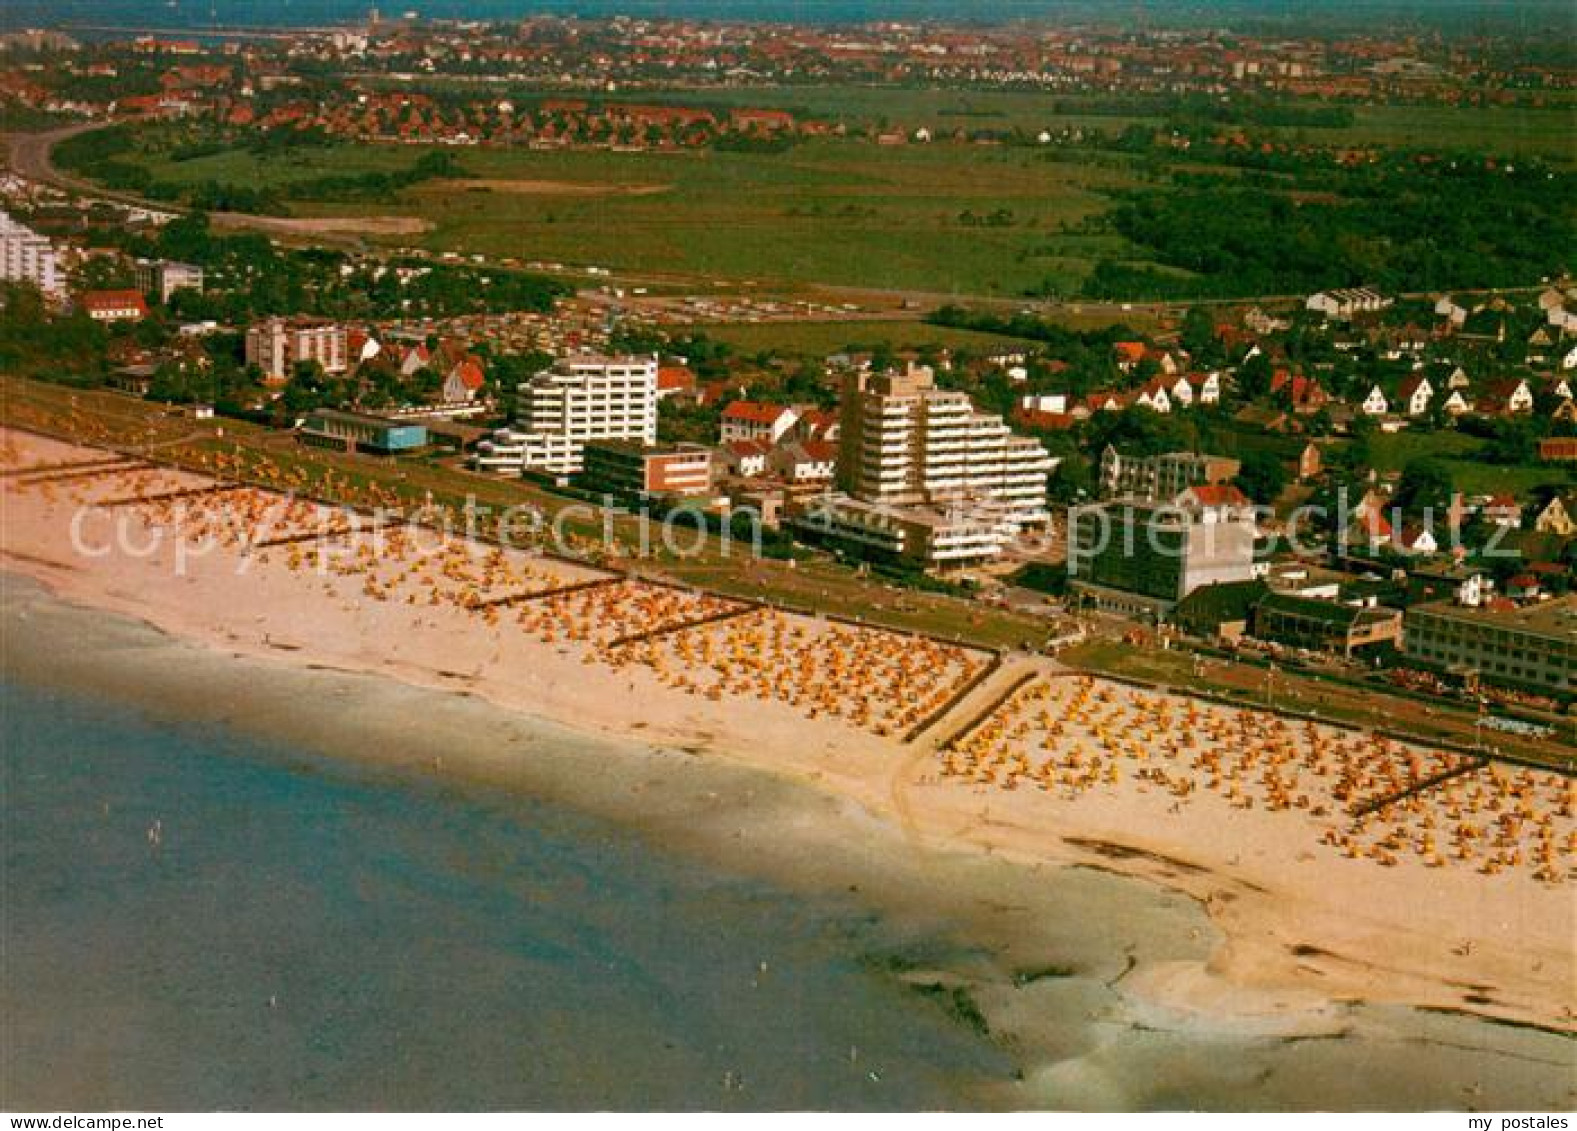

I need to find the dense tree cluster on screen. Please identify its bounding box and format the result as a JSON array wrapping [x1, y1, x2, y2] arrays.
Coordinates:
[[1082, 147, 1574, 299]]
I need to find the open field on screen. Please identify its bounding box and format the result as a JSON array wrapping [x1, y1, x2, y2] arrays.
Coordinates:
[[1318, 103, 1577, 159], [693, 318, 1042, 355], [368, 82, 1577, 160], [1365, 430, 1572, 496], [131, 137, 1149, 295]]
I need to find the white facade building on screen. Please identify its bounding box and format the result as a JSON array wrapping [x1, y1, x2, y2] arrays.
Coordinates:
[[475, 354, 658, 478], [0, 210, 62, 295], [245, 317, 350, 383], [837, 363, 1052, 530]]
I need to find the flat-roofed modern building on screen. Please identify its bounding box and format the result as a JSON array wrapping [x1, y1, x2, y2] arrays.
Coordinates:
[[299, 409, 427, 455], [1251, 591, 1403, 657], [475, 354, 658, 479], [1068, 497, 1258, 619], [135, 259, 204, 303], [0, 210, 62, 296], [1098, 445, 1241, 501], [837, 363, 1052, 529], [579, 440, 713, 500], [794, 495, 1014, 571], [1403, 596, 1577, 698], [246, 317, 350, 383]]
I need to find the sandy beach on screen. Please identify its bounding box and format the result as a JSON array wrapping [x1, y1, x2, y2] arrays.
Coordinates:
[[1, 424, 1572, 1072]]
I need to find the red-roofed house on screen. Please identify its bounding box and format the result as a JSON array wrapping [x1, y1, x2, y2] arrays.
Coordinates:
[[656, 364, 697, 400], [720, 439, 771, 478], [442, 359, 487, 404], [1397, 374, 1434, 417], [1351, 508, 1393, 553], [770, 440, 838, 484], [794, 409, 841, 444], [1270, 370, 1328, 415], [1130, 379, 1172, 414], [395, 343, 431, 379], [1176, 483, 1252, 515], [1478, 378, 1534, 416], [77, 290, 148, 322], [1482, 494, 1523, 528], [1081, 391, 1123, 416], [1113, 341, 1147, 371], [720, 401, 800, 445]]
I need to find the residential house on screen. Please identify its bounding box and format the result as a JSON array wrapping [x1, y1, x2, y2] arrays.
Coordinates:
[[1293, 442, 1322, 482], [1441, 388, 1474, 417], [1397, 524, 1439, 556], [656, 364, 697, 401], [395, 343, 431, 379], [1533, 495, 1576, 536], [1540, 376, 1573, 403], [1359, 384, 1390, 417], [720, 439, 771, 479], [78, 289, 148, 322], [1131, 379, 1172, 414], [1082, 391, 1123, 415], [795, 409, 841, 444], [1434, 295, 1468, 327], [441, 358, 486, 404], [720, 401, 800, 446], [1477, 378, 1534, 416], [1270, 370, 1328, 415], [1349, 507, 1394, 555], [1187, 372, 1222, 405], [1396, 374, 1433, 417], [1481, 493, 1523, 529], [1113, 341, 1147, 372], [769, 440, 838, 484], [1506, 574, 1543, 601]]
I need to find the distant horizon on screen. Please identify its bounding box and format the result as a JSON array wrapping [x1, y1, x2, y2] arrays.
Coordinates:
[[3, 0, 1573, 36]]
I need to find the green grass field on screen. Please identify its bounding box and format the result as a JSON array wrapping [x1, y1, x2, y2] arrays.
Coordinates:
[[1363, 429, 1571, 496], [694, 318, 1040, 355], [137, 137, 1149, 295], [109, 93, 1575, 298]]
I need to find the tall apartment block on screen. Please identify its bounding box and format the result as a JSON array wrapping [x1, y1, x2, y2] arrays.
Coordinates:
[[0, 210, 62, 296], [245, 317, 350, 383], [475, 354, 658, 478], [836, 363, 1051, 528]]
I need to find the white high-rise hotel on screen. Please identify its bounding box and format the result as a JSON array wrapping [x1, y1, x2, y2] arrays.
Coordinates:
[[837, 363, 1051, 528], [0, 211, 63, 296], [475, 354, 658, 477]]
